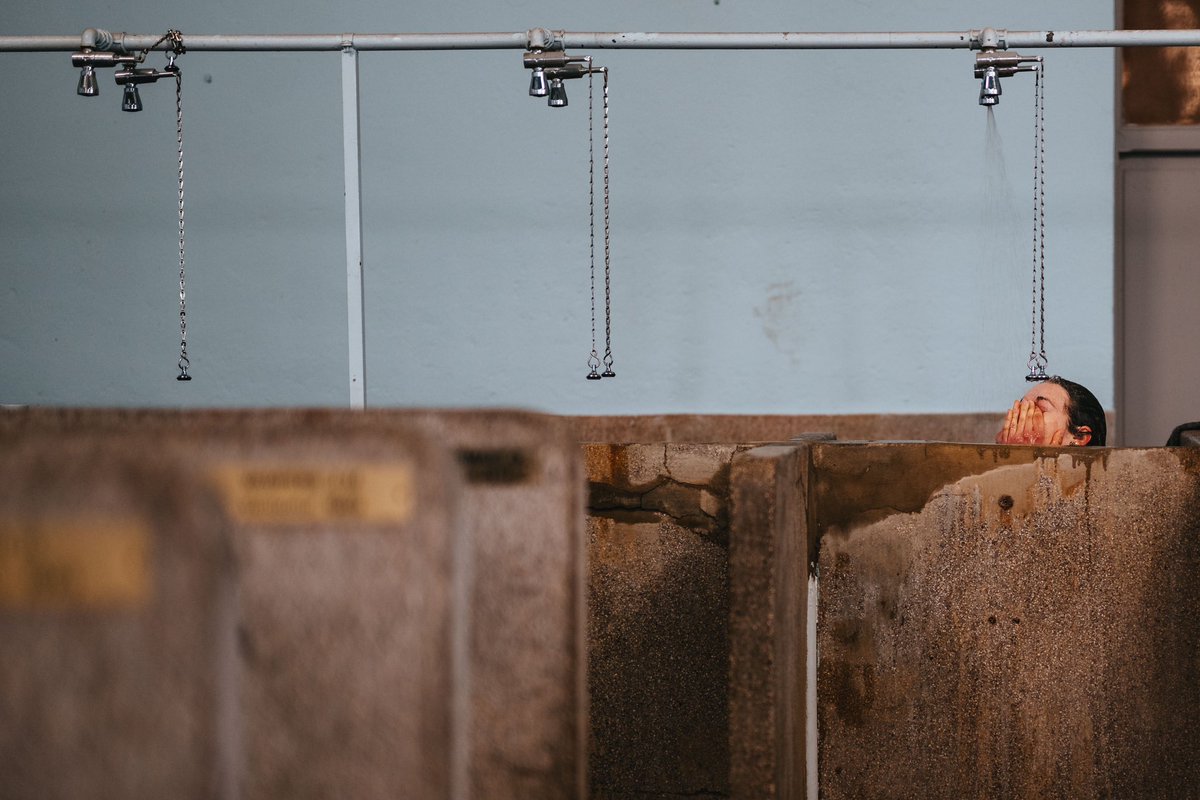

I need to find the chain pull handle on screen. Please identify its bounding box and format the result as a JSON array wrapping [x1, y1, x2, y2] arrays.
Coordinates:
[[598, 66, 615, 378], [1025, 61, 1047, 383], [585, 59, 602, 380], [162, 30, 191, 381]]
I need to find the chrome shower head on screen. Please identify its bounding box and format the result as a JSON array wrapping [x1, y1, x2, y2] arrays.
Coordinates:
[[973, 51, 1041, 107], [548, 77, 568, 108], [979, 66, 1001, 106], [77, 65, 99, 96], [529, 66, 549, 97], [121, 82, 143, 112]]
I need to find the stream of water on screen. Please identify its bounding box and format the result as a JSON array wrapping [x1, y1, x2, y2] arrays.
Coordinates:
[[972, 106, 1029, 412]]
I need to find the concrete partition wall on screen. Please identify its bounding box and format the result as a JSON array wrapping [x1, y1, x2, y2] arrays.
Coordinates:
[[727, 444, 811, 800], [0, 434, 237, 800], [192, 422, 468, 800], [726, 442, 1200, 800], [400, 410, 587, 800], [0, 407, 587, 799], [569, 413, 1003, 445], [584, 442, 746, 799], [811, 443, 1200, 799], [0, 410, 469, 798]]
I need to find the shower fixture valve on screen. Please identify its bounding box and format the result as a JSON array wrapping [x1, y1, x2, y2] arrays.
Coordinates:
[[973, 51, 1041, 106], [71, 50, 138, 96], [523, 49, 591, 107], [114, 63, 179, 112]]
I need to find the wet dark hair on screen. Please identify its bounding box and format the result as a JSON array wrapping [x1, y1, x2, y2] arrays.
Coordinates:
[[1047, 376, 1106, 446]]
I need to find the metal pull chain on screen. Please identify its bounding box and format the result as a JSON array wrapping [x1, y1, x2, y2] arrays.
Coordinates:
[[174, 53, 190, 381], [585, 61, 615, 379], [1026, 61, 1047, 382], [586, 58, 602, 380], [135, 30, 191, 380], [599, 66, 615, 378]]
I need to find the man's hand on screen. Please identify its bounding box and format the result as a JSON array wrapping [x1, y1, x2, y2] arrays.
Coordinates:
[[995, 399, 1066, 445]]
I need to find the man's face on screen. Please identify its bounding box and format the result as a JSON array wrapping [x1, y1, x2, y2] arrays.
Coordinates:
[[1020, 381, 1073, 443]]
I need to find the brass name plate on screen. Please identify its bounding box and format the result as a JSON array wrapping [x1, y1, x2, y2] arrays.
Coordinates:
[[213, 465, 415, 525], [0, 519, 151, 610]]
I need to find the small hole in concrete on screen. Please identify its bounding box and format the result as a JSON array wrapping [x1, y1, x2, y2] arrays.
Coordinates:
[[1012, 617, 1020, 624], [998, 495, 1014, 510], [988, 615, 997, 625]]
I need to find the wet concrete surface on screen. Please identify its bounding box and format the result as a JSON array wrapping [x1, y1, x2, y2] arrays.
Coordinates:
[[816, 444, 1200, 800]]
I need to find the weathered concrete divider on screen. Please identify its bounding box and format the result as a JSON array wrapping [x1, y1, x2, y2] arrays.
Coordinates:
[[402, 410, 586, 800], [583, 437, 834, 800], [727, 444, 812, 800], [0, 408, 587, 799], [15, 410, 1187, 799], [192, 418, 468, 800], [0, 434, 239, 800], [724, 441, 1200, 800], [569, 413, 1002, 445], [584, 442, 747, 800], [814, 443, 1200, 799], [0, 415, 468, 799]]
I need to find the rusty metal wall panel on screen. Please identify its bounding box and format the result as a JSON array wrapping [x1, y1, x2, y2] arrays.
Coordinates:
[[0, 436, 237, 800], [813, 443, 1200, 799]]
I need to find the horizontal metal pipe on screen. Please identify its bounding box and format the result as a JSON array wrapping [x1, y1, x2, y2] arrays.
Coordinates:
[[569, 29, 1200, 49], [0, 32, 527, 52], [7, 28, 1200, 53]]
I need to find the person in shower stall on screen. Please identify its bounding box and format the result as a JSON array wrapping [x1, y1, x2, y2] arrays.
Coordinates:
[[994, 376, 1106, 447]]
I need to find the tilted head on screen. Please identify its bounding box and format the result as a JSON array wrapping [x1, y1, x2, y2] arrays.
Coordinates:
[[1022, 376, 1105, 446]]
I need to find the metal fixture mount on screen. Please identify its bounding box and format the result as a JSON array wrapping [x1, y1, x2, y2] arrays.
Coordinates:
[[72, 49, 137, 96], [114, 62, 180, 112], [71, 28, 184, 112], [973, 50, 1041, 106], [523, 48, 589, 107]]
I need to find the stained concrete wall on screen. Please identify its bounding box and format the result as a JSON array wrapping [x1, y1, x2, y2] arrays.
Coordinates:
[[0, 417, 469, 799], [403, 410, 587, 800], [584, 443, 744, 799], [0, 435, 237, 800], [570, 413, 1003, 445], [813, 443, 1200, 799], [11, 413, 1194, 800], [0, 408, 587, 799], [193, 423, 467, 800], [727, 444, 810, 800]]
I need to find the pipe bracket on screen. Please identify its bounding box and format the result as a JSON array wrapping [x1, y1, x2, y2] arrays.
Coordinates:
[[969, 27, 1008, 51], [526, 28, 564, 51]]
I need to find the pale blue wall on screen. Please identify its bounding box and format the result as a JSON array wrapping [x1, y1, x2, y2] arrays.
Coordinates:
[[0, 2, 1113, 413]]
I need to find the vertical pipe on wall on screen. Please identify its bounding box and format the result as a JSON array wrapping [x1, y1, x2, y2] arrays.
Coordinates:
[[341, 45, 367, 409]]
